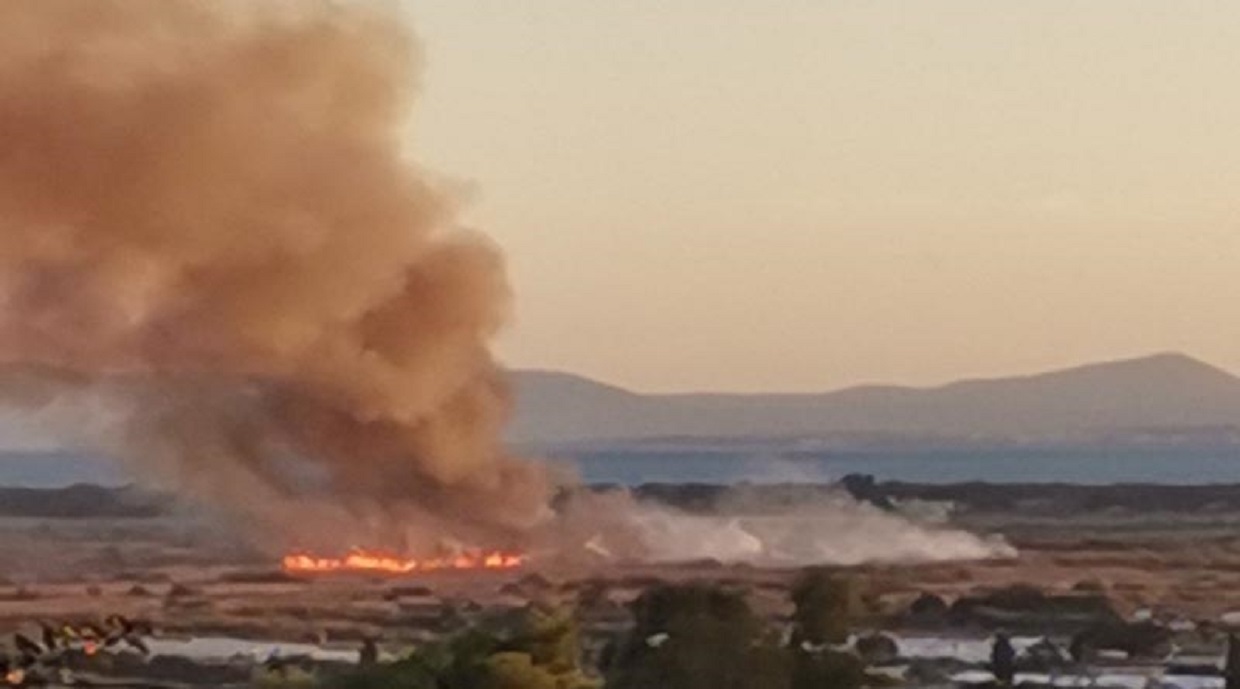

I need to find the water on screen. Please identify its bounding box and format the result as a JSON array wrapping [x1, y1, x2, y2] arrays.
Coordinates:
[[565, 446, 1240, 486], [0, 451, 129, 487], [5, 446, 1240, 488]]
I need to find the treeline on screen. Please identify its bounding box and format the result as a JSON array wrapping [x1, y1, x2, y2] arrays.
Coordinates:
[[308, 572, 878, 689]]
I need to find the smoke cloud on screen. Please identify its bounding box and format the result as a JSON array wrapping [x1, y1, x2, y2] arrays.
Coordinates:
[[0, 1, 1010, 569], [0, 0, 550, 552], [549, 489, 1013, 568]]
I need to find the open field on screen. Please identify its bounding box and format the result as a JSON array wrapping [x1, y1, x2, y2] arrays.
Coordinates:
[[4, 482, 1240, 634], [2, 481, 1240, 686]]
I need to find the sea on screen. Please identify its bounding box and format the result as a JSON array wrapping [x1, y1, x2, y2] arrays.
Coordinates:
[[6, 446, 1240, 488], [563, 445, 1240, 486]]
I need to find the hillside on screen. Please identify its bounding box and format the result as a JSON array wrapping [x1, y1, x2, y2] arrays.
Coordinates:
[[507, 353, 1240, 446]]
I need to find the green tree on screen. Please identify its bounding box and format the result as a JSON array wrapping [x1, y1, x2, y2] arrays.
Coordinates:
[[788, 570, 868, 689], [325, 657, 439, 689], [482, 653, 558, 689], [322, 605, 596, 689], [603, 583, 789, 689], [513, 606, 583, 673], [789, 647, 867, 689], [790, 570, 860, 647], [500, 605, 596, 689]]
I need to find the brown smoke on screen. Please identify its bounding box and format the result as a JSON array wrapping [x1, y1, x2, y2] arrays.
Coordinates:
[[0, 1, 551, 552]]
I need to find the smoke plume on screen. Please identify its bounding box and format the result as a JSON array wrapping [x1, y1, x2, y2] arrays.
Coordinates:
[[548, 489, 1013, 568], [0, 1, 550, 552], [0, 1, 1012, 569]]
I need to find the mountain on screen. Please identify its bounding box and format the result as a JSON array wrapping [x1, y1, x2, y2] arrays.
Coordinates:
[[507, 353, 1240, 447]]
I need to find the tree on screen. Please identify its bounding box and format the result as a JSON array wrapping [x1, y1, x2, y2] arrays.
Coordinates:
[[326, 657, 439, 689], [789, 647, 867, 689], [603, 584, 789, 689], [990, 634, 1016, 686], [499, 605, 596, 689], [482, 653, 558, 689], [788, 570, 868, 689], [324, 605, 596, 689], [514, 605, 584, 675], [789, 570, 860, 648]]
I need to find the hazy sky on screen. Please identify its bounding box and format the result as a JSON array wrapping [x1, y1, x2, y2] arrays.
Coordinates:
[[408, 1, 1240, 392]]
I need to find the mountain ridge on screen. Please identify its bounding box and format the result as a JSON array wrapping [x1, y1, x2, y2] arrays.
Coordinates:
[[507, 353, 1240, 446]]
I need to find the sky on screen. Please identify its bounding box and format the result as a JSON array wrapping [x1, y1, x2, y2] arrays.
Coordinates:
[[407, 1, 1240, 393]]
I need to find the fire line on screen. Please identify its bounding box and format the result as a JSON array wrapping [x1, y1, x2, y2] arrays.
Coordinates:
[[282, 549, 524, 575]]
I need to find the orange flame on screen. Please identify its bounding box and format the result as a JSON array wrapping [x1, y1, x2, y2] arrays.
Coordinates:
[[282, 548, 524, 575]]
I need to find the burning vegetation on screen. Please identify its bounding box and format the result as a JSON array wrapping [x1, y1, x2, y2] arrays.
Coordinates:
[[282, 549, 525, 576]]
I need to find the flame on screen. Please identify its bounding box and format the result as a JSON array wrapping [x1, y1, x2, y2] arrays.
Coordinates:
[[282, 549, 524, 575]]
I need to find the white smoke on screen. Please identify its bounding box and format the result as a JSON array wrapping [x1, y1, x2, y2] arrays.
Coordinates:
[[552, 490, 1014, 567]]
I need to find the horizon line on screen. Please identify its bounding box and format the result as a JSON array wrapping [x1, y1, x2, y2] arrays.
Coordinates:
[[512, 350, 1234, 397]]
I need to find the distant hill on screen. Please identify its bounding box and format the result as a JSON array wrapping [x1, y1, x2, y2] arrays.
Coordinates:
[[507, 353, 1240, 447]]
